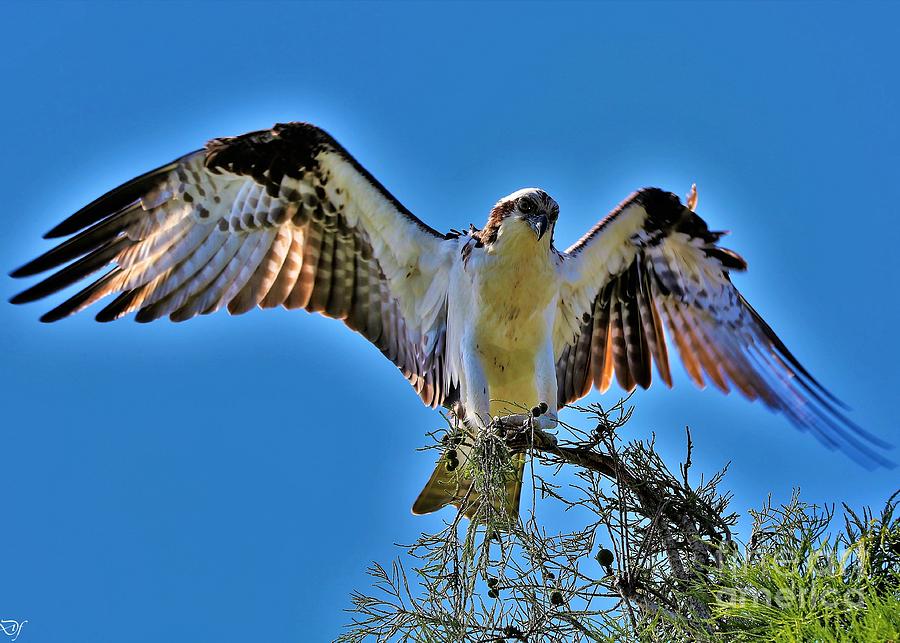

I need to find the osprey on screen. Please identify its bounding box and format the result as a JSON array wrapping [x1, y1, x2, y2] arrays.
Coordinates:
[[10, 122, 891, 515]]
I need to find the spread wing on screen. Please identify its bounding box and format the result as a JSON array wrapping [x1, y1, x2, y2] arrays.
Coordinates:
[[554, 187, 892, 466], [11, 122, 456, 408]]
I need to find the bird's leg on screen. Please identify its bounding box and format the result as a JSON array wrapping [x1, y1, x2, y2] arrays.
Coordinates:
[[492, 400, 558, 430], [460, 345, 493, 431], [531, 401, 559, 432], [492, 402, 559, 451]]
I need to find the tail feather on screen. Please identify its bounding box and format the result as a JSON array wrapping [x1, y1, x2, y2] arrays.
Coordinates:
[[411, 447, 525, 518]]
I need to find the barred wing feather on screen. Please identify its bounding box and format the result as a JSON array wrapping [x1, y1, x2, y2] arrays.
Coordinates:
[[10, 122, 456, 408], [554, 188, 892, 467]]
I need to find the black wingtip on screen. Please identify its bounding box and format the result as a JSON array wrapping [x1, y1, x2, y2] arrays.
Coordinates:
[[9, 264, 32, 279], [39, 310, 64, 323], [43, 224, 70, 239], [41, 156, 188, 240], [43, 212, 107, 239], [9, 289, 38, 305], [43, 212, 92, 238], [10, 257, 53, 278], [134, 308, 156, 323]]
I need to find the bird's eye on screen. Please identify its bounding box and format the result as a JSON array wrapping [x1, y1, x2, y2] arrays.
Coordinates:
[[518, 198, 535, 214]]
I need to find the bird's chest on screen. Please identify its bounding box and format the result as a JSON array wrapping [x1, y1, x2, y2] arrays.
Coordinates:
[[458, 235, 557, 403]]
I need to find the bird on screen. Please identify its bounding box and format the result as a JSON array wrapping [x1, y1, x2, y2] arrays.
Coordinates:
[[9, 121, 892, 517]]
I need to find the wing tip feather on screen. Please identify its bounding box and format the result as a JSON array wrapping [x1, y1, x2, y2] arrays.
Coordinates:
[[10, 263, 37, 279], [9, 290, 32, 305], [38, 311, 62, 323]]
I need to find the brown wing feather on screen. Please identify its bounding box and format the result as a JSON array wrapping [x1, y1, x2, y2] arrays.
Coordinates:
[[556, 187, 892, 467], [610, 294, 635, 392], [10, 122, 455, 408]]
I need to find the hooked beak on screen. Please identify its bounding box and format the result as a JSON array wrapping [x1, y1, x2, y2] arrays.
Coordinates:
[[527, 213, 550, 241]]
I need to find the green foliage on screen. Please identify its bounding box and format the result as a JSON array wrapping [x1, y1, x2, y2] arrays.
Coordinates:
[[339, 403, 900, 642], [656, 491, 900, 642]]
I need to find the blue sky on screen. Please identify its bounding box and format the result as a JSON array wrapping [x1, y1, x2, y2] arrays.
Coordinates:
[[1, 1, 898, 641]]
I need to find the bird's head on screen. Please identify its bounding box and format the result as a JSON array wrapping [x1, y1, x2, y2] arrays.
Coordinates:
[[482, 188, 559, 246]]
